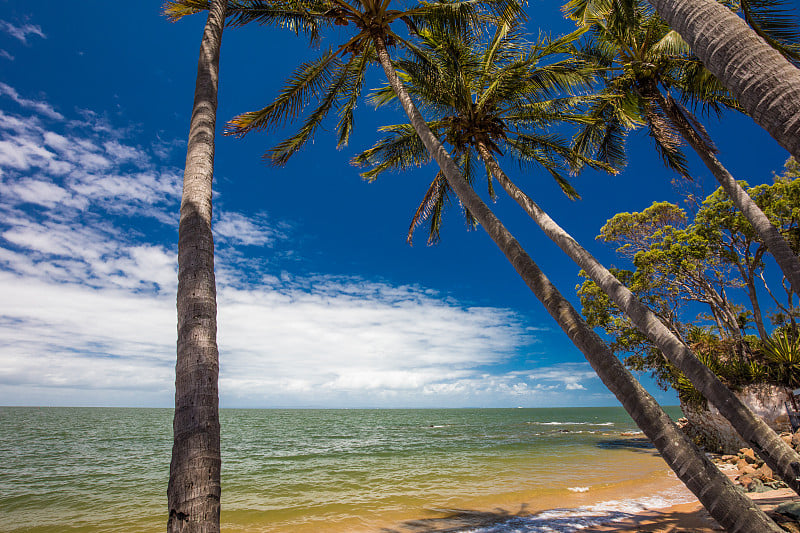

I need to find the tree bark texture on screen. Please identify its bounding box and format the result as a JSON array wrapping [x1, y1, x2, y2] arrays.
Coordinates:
[[647, 0, 800, 161], [642, 80, 800, 296], [372, 33, 783, 533], [474, 140, 800, 496], [168, 2, 225, 532]]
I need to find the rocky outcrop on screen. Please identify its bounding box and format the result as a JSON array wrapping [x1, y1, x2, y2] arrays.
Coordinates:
[[711, 429, 800, 492], [678, 384, 793, 454]]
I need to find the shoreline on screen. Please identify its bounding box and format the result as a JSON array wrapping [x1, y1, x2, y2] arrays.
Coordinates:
[[379, 483, 799, 533], [582, 487, 799, 532]]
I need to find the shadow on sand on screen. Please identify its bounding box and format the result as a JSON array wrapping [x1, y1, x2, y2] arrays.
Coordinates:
[[379, 506, 528, 533], [378, 504, 721, 533], [378, 504, 646, 533], [595, 436, 660, 455]]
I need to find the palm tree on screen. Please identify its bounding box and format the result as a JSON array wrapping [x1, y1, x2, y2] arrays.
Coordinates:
[[164, 1, 226, 531], [164, 1, 327, 530], [357, 15, 800, 495], [647, 0, 800, 161], [241, 12, 782, 529], [354, 23, 606, 243], [567, 0, 800, 300]]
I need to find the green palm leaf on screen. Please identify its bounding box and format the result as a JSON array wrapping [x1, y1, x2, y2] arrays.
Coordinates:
[[225, 48, 341, 137], [740, 0, 800, 65]]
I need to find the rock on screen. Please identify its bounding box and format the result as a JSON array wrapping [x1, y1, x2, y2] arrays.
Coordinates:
[[737, 474, 754, 489], [740, 448, 758, 463], [776, 502, 800, 520], [680, 385, 793, 454], [748, 477, 771, 493], [782, 433, 794, 445], [770, 512, 800, 533], [793, 429, 800, 448], [740, 464, 757, 476], [754, 463, 774, 481], [720, 454, 738, 464]]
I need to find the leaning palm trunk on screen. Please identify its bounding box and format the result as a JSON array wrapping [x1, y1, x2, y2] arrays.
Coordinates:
[[472, 140, 800, 496], [168, 1, 225, 532], [372, 33, 783, 533], [639, 79, 800, 297], [647, 0, 800, 161]]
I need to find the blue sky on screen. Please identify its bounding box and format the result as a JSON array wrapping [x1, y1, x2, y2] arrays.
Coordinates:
[[0, 1, 793, 408]]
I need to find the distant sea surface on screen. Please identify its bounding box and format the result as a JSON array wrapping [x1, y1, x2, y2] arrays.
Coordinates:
[[0, 406, 694, 532]]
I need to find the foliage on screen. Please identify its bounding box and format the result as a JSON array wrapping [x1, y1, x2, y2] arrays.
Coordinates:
[[762, 328, 800, 388], [579, 162, 800, 401], [352, 18, 612, 244], [165, 0, 523, 166], [563, 0, 740, 178]]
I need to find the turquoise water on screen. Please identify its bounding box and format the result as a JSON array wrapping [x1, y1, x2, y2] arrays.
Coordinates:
[[0, 407, 691, 532]]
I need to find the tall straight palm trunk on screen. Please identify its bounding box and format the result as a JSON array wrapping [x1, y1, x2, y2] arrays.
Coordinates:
[[372, 32, 783, 533], [472, 140, 800, 495], [639, 79, 800, 298], [168, 2, 225, 532], [647, 0, 800, 161]]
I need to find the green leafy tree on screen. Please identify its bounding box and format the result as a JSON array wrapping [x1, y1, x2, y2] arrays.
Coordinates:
[[580, 172, 800, 402], [566, 0, 800, 299]]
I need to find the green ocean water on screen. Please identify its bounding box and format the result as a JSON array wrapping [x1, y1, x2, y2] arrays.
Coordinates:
[[0, 406, 691, 533]]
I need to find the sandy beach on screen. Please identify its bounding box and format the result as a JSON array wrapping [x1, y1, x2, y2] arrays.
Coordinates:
[[583, 488, 799, 532]]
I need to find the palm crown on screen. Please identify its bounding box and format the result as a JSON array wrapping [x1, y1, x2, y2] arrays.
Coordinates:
[[165, 0, 521, 165], [565, 0, 744, 177], [353, 19, 609, 243]]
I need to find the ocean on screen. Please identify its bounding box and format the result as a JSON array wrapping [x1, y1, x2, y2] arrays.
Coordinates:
[[0, 406, 694, 532]]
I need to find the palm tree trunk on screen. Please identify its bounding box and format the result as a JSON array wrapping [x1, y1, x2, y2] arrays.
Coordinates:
[[472, 139, 800, 496], [168, 2, 225, 532], [647, 0, 800, 161], [641, 80, 800, 298], [372, 32, 783, 533]]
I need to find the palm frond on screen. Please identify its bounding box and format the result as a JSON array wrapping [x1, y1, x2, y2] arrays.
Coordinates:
[[336, 45, 373, 148], [267, 55, 357, 165], [408, 171, 450, 245], [163, 0, 208, 21], [225, 48, 340, 137], [650, 29, 690, 56], [562, 0, 613, 25], [741, 0, 800, 66], [351, 122, 439, 180], [642, 97, 690, 179], [164, 0, 328, 43]]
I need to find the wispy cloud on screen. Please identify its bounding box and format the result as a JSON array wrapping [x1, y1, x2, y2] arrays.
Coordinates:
[[0, 20, 46, 44], [0, 83, 561, 408], [528, 364, 599, 391], [0, 83, 62, 120]]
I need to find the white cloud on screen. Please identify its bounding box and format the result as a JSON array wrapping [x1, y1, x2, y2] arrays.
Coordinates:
[[214, 211, 277, 247], [0, 82, 564, 408], [0, 20, 46, 44], [0, 265, 540, 407], [0, 82, 62, 120], [0, 50, 13, 61], [530, 364, 598, 392]]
